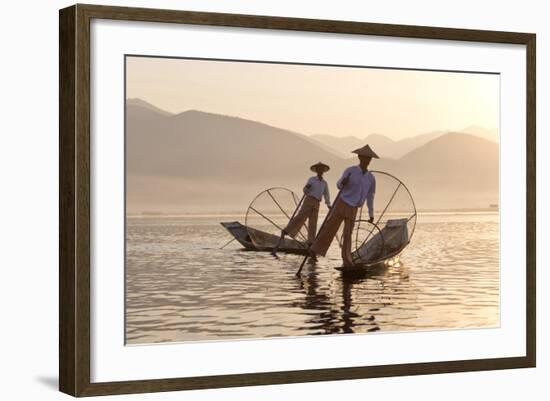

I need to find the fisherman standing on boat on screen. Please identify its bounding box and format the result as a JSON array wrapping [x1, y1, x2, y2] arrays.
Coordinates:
[[271, 162, 331, 256], [309, 145, 379, 267]]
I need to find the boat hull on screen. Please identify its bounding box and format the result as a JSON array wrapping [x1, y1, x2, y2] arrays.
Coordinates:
[[335, 254, 402, 276], [220, 221, 308, 255]]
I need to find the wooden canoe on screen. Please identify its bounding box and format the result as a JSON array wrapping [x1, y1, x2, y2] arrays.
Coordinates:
[[220, 221, 308, 255]]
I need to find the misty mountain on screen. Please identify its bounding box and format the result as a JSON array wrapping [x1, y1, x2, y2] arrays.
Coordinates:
[[126, 103, 346, 211], [309, 134, 365, 158], [311, 131, 445, 159], [460, 125, 499, 143], [126, 100, 499, 213], [311, 126, 498, 160], [364, 133, 395, 155], [392, 133, 499, 208], [399, 132, 498, 176], [126, 98, 175, 116], [126, 105, 342, 180]]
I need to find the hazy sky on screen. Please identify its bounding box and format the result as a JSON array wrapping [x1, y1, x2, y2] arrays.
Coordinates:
[[126, 56, 499, 141]]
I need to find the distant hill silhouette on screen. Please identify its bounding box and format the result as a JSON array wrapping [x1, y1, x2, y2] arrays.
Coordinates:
[[460, 125, 499, 143], [126, 99, 499, 213], [126, 105, 342, 180], [399, 132, 498, 174], [311, 126, 497, 160], [393, 133, 499, 209], [363, 133, 395, 156], [126, 98, 175, 116], [309, 134, 365, 158], [312, 131, 447, 159]]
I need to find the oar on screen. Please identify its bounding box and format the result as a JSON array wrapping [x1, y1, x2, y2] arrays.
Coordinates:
[[220, 237, 237, 249], [295, 192, 341, 276], [270, 190, 305, 223], [291, 193, 306, 219], [296, 174, 350, 276], [286, 193, 307, 245], [271, 193, 307, 256]]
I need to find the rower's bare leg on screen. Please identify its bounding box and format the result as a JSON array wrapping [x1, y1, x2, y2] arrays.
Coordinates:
[[271, 231, 286, 256]]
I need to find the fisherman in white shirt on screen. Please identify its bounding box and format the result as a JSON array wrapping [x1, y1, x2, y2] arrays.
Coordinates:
[[271, 162, 331, 256], [310, 145, 378, 267]]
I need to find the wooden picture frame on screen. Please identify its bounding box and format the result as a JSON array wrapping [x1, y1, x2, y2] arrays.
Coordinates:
[[59, 3, 536, 397]]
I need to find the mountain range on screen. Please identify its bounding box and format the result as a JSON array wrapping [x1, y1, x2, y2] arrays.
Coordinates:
[[311, 127, 497, 159], [126, 99, 499, 213]]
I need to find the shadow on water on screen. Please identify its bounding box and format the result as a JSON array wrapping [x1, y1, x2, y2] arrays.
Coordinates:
[[294, 259, 396, 335], [125, 215, 499, 343]]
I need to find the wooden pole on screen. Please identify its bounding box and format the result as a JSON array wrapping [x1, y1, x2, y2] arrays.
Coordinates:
[[271, 193, 307, 256], [287, 193, 307, 245], [220, 237, 237, 249], [296, 174, 350, 276]]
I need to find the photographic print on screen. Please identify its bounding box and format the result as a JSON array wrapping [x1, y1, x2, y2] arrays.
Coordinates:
[[124, 55, 500, 345]]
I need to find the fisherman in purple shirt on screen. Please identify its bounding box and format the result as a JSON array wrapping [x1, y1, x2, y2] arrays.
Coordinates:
[[310, 144, 379, 267], [271, 162, 331, 256]]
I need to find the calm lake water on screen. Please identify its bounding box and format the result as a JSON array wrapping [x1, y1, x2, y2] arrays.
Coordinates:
[[125, 212, 499, 344]]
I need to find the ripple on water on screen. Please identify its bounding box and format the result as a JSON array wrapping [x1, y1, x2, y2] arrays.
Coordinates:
[[125, 214, 500, 343]]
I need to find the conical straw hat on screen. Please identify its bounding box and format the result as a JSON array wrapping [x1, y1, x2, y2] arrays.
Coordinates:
[[310, 162, 330, 172], [352, 144, 380, 158]]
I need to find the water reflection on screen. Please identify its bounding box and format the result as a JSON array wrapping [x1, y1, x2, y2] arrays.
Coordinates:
[[125, 213, 499, 344], [295, 259, 415, 335]]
